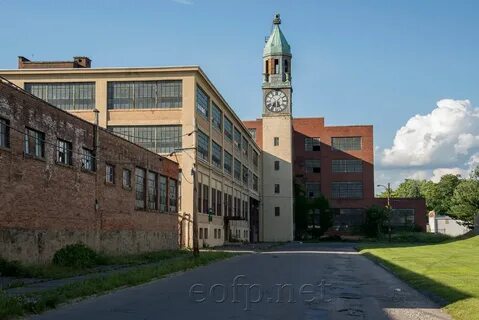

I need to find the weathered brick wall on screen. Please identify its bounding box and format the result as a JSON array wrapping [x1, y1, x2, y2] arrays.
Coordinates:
[[0, 81, 179, 263]]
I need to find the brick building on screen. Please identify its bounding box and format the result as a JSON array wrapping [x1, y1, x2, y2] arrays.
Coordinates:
[[0, 14, 427, 245], [0, 78, 180, 263]]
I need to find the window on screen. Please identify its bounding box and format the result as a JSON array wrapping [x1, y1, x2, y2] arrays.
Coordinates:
[[212, 141, 222, 168], [274, 137, 279, 146], [248, 128, 256, 140], [196, 86, 209, 118], [218, 229, 222, 239], [252, 150, 259, 168], [331, 182, 363, 199], [234, 127, 241, 150], [24, 128, 45, 158], [242, 165, 248, 186], [253, 174, 259, 192], [214, 229, 217, 239], [234, 158, 241, 181], [305, 160, 321, 173], [0, 118, 9, 148], [216, 189, 222, 216], [135, 168, 146, 209], [228, 194, 233, 216], [224, 117, 233, 141], [211, 188, 216, 215], [147, 171, 158, 210], [390, 209, 415, 227], [331, 137, 362, 151], [275, 207, 280, 216], [109, 125, 182, 154], [198, 183, 203, 213], [25, 82, 95, 110], [274, 161, 280, 171], [123, 169, 132, 189], [197, 130, 209, 162], [106, 164, 115, 183], [169, 179, 178, 212], [224, 193, 228, 217], [242, 137, 248, 157], [305, 137, 320, 151], [81, 148, 95, 171], [107, 80, 182, 109], [56, 139, 72, 165], [274, 184, 280, 194], [159, 176, 167, 212], [199, 228, 203, 239], [203, 184, 209, 214], [332, 159, 363, 173], [204, 227, 208, 239], [284, 59, 289, 73], [224, 151, 233, 174], [212, 102, 222, 130], [306, 183, 321, 199], [274, 59, 279, 74]]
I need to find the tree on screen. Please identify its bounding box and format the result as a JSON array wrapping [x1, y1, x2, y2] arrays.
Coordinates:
[[432, 174, 461, 214], [392, 179, 423, 198], [362, 205, 388, 237], [450, 179, 479, 225], [293, 183, 331, 240]]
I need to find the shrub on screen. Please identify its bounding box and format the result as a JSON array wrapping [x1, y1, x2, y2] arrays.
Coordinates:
[[52, 243, 99, 268], [362, 205, 388, 237], [0, 258, 26, 277]]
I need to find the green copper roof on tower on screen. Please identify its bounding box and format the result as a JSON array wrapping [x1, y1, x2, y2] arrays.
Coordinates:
[[263, 13, 291, 57]]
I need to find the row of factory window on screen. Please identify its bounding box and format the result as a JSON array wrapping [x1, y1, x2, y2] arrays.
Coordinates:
[[108, 125, 182, 155], [196, 86, 259, 162], [25, 81, 183, 111], [197, 183, 249, 219], [0, 117, 178, 213], [263, 134, 362, 152], [131, 165, 178, 213], [197, 129, 259, 190], [304, 182, 364, 199]]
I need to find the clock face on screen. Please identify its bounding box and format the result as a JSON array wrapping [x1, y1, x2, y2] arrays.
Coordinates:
[[265, 90, 288, 113]]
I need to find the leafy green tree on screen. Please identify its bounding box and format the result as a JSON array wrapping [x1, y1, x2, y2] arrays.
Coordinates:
[[392, 179, 423, 198], [450, 179, 479, 225], [362, 205, 388, 237], [432, 174, 461, 214], [293, 183, 331, 240]]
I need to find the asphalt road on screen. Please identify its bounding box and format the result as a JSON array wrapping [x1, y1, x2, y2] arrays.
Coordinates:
[[30, 242, 451, 320]]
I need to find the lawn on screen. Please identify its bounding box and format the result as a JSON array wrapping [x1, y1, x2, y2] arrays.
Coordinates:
[[359, 235, 479, 320]]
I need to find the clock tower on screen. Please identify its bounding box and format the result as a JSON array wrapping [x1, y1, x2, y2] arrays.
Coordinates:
[[261, 14, 294, 241]]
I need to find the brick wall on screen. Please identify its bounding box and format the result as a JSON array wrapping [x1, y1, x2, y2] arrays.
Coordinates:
[[0, 80, 179, 263]]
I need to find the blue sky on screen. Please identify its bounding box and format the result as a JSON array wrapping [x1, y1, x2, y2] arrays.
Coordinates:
[[1, 0, 478, 187]]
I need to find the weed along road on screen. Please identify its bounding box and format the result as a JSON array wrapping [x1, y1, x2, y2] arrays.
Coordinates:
[[30, 243, 451, 320]]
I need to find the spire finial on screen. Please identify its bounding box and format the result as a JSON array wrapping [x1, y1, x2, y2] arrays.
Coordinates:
[[273, 13, 281, 25]]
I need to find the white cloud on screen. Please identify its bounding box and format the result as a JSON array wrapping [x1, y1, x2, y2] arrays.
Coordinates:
[[376, 99, 479, 188], [381, 99, 479, 168]]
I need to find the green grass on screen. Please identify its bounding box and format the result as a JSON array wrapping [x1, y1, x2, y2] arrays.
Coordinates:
[[0, 250, 189, 279], [0, 251, 233, 320], [359, 235, 479, 320]]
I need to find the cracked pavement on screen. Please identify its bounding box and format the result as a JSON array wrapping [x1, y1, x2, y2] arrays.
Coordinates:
[[30, 242, 452, 320]]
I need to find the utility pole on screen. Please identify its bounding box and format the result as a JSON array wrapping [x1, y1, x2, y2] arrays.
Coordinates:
[[191, 163, 199, 257], [170, 146, 199, 257]]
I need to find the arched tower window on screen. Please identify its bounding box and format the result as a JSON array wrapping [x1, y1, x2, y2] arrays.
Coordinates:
[[274, 59, 279, 74], [284, 59, 289, 73]]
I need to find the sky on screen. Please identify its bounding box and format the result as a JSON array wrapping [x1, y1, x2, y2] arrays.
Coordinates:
[[1, 0, 479, 191]]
